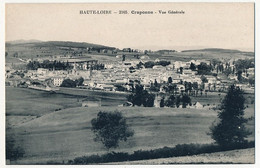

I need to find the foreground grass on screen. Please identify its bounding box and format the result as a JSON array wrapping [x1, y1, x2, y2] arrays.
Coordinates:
[[7, 105, 254, 164], [68, 141, 254, 164]]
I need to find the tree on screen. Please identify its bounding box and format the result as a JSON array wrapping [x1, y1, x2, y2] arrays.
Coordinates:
[[144, 61, 155, 68], [165, 94, 175, 107], [154, 79, 158, 87], [223, 67, 232, 76], [127, 84, 155, 107], [248, 76, 255, 86], [234, 59, 254, 71], [167, 84, 176, 94], [201, 75, 208, 83], [157, 60, 171, 66], [175, 95, 181, 108], [136, 62, 143, 69], [142, 91, 155, 107], [127, 85, 144, 106], [209, 85, 251, 148], [181, 94, 191, 108], [122, 54, 126, 61], [211, 59, 221, 67], [115, 84, 126, 92], [190, 62, 196, 71], [91, 111, 134, 150], [160, 97, 165, 107], [168, 77, 173, 84], [197, 62, 212, 75], [237, 70, 242, 82], [75, 77, 84, 86], [179, 67, 183, 74], [60, 79, 77, 88]]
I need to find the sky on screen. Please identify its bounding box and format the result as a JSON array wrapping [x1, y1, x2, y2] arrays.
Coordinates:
[[5, 3, 254, 51]]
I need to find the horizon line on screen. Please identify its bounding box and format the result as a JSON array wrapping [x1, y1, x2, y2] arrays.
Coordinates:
[[5, 39, 255, 52]]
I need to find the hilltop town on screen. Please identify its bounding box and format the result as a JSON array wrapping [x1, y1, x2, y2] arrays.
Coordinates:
[[5, 41, 255, 109]]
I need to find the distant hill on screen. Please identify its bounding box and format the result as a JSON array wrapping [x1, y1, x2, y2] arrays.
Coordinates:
[[181, 48, 254, 58], [182, 48, 253, 54], [6, 39, 42, 44], [6, 40, 116, 50]]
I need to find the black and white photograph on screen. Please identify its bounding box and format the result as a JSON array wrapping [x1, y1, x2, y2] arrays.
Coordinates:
[[1, 1, 258, 166]]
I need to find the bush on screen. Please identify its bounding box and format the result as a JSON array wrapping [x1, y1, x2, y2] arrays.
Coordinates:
[[60, 77, 84, 87], [60, 79, 76, 88], [68, 141, 254, 164]]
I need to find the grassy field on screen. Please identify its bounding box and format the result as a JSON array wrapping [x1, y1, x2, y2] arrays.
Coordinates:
[[6, 87, 127, 128], [6, 87, 255, 164], [7, 105, 254, 164], [6, 87, 127, 116], [6, 87, 82, 117]]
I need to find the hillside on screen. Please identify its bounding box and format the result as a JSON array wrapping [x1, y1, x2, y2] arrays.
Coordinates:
[[6, 39, 42, 45], [182, 48, 241, 53], [6, 40, 116, 50], [5, 40, 254, 62], [7, 104, 254, 164], [182, 48, 253, 54], [5, 40, 116, 61]]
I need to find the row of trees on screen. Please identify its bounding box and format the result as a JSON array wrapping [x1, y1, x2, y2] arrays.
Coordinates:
[[234, 59, 254, 71], [27, 60, 105, 71], [27, 60, 73, 70], [159, 80, 206, 96], [143, 60, 171, 68], [160, 94, 191, 108], [190, 59, 254, 77], [127, 85, 155, 107]]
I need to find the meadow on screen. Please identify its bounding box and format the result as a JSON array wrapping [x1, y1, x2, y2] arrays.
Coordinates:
[[6, 87, 255, 164], [6, 105, 254, 163]]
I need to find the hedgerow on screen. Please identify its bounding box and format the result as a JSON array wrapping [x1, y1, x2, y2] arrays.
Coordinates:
[[68, 141, 254, 164]]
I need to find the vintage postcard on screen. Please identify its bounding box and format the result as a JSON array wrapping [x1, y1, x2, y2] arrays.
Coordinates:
[[3, 2, 256, 166]]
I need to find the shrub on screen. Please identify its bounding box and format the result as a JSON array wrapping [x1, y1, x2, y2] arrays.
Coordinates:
[[60, 79, 76, 88]]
